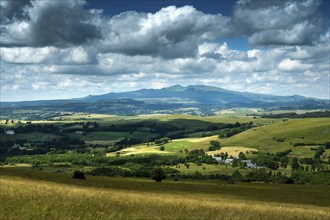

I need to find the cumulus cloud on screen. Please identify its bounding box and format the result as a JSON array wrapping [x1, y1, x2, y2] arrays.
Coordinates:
[[0, 0, 329, 101], [98, 5, 230, 58], [233, 0, 323, 46], [0, 46, 92, 64], [0, 0, 101, 47], [0, 0, 326, 55], [278, 58, 313, 72], [0, 0, 31, 22]]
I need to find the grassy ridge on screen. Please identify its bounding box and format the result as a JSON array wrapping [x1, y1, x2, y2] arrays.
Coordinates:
[[106, 118, 329, 158], [221, 118, 330, 152], [1, 168, 329, 220]]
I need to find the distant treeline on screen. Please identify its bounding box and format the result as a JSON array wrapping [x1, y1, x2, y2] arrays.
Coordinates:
[[218, 122, 253, 138], [3, 150, 330, 184], [255, 111, 330, 118]]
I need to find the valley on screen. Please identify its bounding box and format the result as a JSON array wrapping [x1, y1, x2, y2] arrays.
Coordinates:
[[1, 88, 329, 220], [1, 110, 329, 181]]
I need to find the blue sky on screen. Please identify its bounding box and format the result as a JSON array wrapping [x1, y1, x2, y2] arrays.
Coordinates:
[[0, 0, 329, 101], [86, 0, 236, 16]]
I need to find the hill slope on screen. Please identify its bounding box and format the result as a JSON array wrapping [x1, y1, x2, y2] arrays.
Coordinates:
[[1, 168, 329, 220]]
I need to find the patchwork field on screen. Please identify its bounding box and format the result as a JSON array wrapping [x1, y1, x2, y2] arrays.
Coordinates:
[[105, 118, 329, 158]]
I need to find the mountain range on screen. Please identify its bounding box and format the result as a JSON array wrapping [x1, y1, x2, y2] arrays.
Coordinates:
[[1, 85, 329, 115]]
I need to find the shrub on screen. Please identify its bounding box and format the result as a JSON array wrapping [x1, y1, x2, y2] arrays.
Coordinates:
[[151, 167, 166, 182], [72, 171, 86, 179]]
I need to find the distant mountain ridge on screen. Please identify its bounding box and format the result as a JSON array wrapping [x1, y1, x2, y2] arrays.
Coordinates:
[[1, 85, 329, 115], [80, 84, 314, 104]]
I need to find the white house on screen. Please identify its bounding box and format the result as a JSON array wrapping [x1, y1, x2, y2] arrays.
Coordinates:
[[246, 162, 259, 169], [224, 158, 234, 164], [5, 130, 14, 135], [212, 156, 223, 163]]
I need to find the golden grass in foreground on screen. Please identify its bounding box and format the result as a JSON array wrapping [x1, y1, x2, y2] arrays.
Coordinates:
[[1, 173, 329, 220]]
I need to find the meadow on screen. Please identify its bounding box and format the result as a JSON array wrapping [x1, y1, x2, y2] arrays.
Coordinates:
[[105, 117, 329, 162], [1, 168, 329, 220]]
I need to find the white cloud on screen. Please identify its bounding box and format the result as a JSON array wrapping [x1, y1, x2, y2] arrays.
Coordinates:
[[0, 46, 93, 64], [0, 1, 329, 101], [233, 0, 323, 46], [0, 0, 101, 47], [97, 5, 230, 58], [278, 58, 313, 72], [63, 46, 90, 64]]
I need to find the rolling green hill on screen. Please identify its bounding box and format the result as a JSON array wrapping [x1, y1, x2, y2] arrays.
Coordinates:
[[220, 118, 330, 153], [108, 118, 329, 157]]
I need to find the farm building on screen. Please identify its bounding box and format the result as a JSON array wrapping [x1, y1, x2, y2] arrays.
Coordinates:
[[224, 159, 233, 164], [212, 156, 223, 162], [246, 162, 259, 169], [5, 130, 15, 135]]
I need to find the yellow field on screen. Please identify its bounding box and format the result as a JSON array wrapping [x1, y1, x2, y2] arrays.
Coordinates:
[[106, 144, 173, 156], [207, 146, 258, 157], [174, 136, 216, 143], [1, 168, 329, 220]]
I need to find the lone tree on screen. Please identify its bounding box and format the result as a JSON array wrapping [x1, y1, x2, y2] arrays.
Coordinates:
[[208, 140, 221, 151], [238, 152, 246, 160], [72, 171, 86, 179], [291, 157, 301, 171], [151, 167, 166, 182]]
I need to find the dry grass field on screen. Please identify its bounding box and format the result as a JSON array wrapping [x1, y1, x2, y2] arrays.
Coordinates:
[[1, 168, 329, 220]]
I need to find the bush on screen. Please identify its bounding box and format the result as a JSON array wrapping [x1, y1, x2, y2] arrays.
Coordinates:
[[151, 167, 166, 182], [72, 171, 86, 179]]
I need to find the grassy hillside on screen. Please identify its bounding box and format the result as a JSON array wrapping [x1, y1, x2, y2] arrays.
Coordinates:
[[1, 168, 329, 220], [106, 118, 329, 159], [220, 118, 330, 153]]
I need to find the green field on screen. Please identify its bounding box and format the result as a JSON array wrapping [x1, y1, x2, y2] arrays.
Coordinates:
[[220, 118, 330, 153], [1, 168, 329, 220], [107, 118, 329, 158], [1, 112, 329, 219], [0, 132, 59, 142]]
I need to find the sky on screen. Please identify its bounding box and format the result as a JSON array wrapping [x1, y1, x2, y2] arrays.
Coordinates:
[[0, 0, 329, 101]]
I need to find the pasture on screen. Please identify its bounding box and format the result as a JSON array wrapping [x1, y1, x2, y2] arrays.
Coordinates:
[[0, 168, 329, 220]]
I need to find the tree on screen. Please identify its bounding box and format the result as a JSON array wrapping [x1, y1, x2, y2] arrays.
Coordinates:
[[208, 140, 221, 151], [280, 156, 288, 169], [151, 167, 166, 182], [32, 161, 41, 170], [325, 142, 330, 149], [291, 157, 300, 171], [231, 169, 242, 181], [314, 146, 325, 159], [238, 152, 246, 160], [232, 158, 240, 167], [72, 171, 86, 179], [154, 137, 171, 145], [159, 145, 165, 151]]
